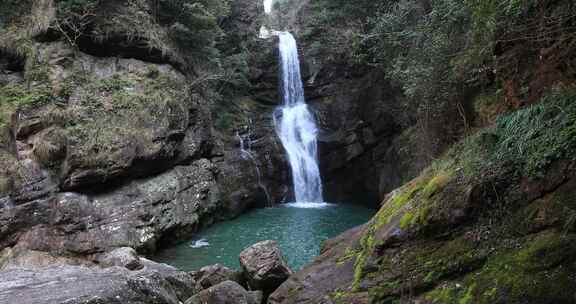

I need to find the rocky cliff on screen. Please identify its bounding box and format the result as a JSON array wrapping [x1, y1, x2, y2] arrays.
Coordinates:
[[0, 0, 286, 258]]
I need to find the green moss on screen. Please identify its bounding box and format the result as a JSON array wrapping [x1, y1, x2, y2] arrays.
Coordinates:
[[352, 232, 373, 290], [451, 231, 576, 303], [374, 177, 427, 229], [399, 213, 414, 229], [422, 171, 452, 199], [337, 247, 359, 265], [338, 87, 576, 302], [424, 283, 476, 304], [425, 285, 460, 303], [351, 178, 430, 289], [352, 169, 461, 289]]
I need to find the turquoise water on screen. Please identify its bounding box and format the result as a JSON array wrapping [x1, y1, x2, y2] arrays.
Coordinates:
[[153, 203, 374, 271]]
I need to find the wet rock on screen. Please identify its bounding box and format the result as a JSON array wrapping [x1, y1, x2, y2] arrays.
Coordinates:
[[194, 263, 241, 290], [239, 240, 292, 294], [185, 280, 262, 304]]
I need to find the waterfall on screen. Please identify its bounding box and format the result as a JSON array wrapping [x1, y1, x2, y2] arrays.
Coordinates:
[[274, 32, 324, 204], [264, 0, 273, 14]]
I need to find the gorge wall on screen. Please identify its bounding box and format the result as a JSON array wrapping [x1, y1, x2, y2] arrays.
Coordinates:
[[0, 0, 289, 258], [2, 0, 576, 303]]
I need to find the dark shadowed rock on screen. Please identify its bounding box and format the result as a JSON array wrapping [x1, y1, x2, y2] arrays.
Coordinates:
[[193, 263, 241, 290], [239, 240, 292, 294], [185, 280, 262, 304]]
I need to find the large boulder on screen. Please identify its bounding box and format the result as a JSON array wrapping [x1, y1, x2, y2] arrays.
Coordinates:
[[185, 280, 262, 304], [0, 261, 196, 304], [96, 247, 143, 270], [239, 240, 292, 294], [193, 263, 242, 290]]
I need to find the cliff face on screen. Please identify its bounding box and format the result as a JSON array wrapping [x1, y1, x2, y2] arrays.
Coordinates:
[[0, 0, 286, 256]]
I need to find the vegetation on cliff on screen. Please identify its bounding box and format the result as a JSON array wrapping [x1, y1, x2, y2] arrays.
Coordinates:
[[298, 0, 576, 160], [0, 0, 241, 194]]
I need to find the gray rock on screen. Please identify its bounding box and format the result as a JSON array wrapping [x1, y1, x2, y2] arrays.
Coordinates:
[[239, 240, 292, 294], [0, 262, 195, 304], [194, 263, 240, 290], [0, 248, 90, 271], [97, 247, 143, 270], [5, 159, 222, 254], [185, 280, 261, 304]]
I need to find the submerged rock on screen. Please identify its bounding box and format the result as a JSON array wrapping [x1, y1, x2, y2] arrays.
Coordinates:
[[239, 240, 292, 294], [185, 280, 262, 304]]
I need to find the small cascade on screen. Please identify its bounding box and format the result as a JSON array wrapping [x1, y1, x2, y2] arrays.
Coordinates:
[[274, 32, 324, 205], [237, 123, 272, 206]]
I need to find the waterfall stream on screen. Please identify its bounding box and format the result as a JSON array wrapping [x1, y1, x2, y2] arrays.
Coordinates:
[[274, 32, 324, 205]]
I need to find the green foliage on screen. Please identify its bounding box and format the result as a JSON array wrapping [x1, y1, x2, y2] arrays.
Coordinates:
[[95, 75, 132, 92], [63, 66, 189, 167], [493, 87, 576, 176], [154, 0, 230, 63], [57, 0, 99, 12], [0, 84, 52, 108], [0, 84, 53, 130], [0, 0, 33, 27]]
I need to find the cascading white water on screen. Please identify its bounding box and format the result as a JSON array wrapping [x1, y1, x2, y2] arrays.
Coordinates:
[[264, 0, 273, 14], [274, 32, 324, 204]]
